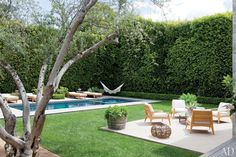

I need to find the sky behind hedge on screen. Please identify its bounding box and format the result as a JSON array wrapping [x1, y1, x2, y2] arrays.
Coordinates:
[[39, 0, 231, 21]]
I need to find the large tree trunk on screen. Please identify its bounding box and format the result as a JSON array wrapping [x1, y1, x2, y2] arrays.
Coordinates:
[[0, 0, 119, 156], [233, 0, 236, 137], [30, 1, 98, 156]]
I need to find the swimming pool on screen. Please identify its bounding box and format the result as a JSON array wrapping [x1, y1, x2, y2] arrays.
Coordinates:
[[10, 97, 141, 112]]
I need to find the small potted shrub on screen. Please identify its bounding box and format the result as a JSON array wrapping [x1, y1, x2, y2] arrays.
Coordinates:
[[105, 106, 128, 130], [52, 86, 68, 99]]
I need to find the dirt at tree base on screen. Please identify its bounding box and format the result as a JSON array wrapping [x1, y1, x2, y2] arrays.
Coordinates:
[[0, 139, 60, 157]]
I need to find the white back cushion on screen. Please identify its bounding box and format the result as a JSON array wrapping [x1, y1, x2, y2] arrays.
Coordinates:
[[172, 99, 186, 108], [218, 102, 231, 112]]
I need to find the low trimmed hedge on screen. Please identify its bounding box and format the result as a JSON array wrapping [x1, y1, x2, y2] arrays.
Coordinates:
[[52, 93, 65, 99], [197, 96, 230, 104], [118, 91, 180, 100], [118, 91, 229, 104]]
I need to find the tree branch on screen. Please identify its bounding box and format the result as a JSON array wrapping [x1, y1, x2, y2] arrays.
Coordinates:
[[0, 127, 25, 149], [0, 60, 31, 140], [47, 0, 98, 86], [54, 32, 118, 89], [36, 56, 51, 105], [0, 95, 16, 136]]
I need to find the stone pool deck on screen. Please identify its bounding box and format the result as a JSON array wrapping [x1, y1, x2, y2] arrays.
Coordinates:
[[102, 118, 232, 154]]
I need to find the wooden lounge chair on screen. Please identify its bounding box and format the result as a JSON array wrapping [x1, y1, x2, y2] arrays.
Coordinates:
[[1, 94, 19, 103], [68, 92, 87, 99], [83, 91, 102, 98], [144, 103, 171, 125], [212, 102, 231, 124], [186, 110, 214, 135], [171, 99, 187, 117], [27, 93, 37, 102]]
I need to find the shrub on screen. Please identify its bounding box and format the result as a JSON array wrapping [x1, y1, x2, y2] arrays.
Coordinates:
[[51, 86, 68, 99], [179, 93, 199, 108], [118, 91, 228, 105], [0, 13, 232, 98], [52, 93, 65, 99], [222, 75, 233, 97], [55, 86, 68, 94], [179, 93, 197, 103], [197, 96, 228, 104], [31, 87, 38, 94], [105, 106, 128, 120], [88, 86, 104, 93]]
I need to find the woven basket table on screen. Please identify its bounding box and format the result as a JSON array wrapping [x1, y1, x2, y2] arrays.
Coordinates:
[[151, 122, 171, 138]]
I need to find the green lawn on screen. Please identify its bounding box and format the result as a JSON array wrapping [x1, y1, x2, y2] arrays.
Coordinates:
[[28, 101, 208, 157], [8, 101, 216, 156]]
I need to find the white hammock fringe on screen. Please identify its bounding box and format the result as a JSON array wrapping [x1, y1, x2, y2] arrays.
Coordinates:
[[100, 81, 124, 94]]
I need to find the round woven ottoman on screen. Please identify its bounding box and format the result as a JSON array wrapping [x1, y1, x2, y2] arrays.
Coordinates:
[[151, 122, 171, 138]]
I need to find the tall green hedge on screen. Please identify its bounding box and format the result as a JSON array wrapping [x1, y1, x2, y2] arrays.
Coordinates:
[[0, 13, 232, 98]]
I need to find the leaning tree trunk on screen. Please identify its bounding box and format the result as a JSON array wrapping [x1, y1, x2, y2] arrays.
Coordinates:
[[233, 0, 236, 137]]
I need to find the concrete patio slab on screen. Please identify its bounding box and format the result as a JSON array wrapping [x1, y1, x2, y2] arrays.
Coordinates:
[[102, 118, 232, 153]]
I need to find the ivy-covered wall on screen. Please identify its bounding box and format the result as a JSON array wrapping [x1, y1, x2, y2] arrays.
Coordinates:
[[0, 13, 232, 97]]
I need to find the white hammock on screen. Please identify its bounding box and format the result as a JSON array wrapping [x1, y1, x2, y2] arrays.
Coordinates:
[[100, 81, 124, 94]]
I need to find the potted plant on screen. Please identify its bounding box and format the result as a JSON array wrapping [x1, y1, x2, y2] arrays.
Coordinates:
[[105, 106, 128, 130], [179, 93, 200, 115]]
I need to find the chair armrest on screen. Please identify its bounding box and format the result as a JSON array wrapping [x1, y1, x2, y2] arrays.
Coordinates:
[[153, 110, 163, 113]]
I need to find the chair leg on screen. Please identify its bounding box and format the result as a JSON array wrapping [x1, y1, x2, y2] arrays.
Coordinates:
[[217, 113, 220, 124], [168, 115, 171, 125], [144, 116, 147, 122], [211, 125, 215, 135], [150, 118, 152, 125], [172, 110, 175, 118], [190, 126, 193, 134], [185, 121, 189, 129]]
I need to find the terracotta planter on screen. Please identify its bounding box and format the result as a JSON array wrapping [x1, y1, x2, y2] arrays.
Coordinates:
[[107, 117, 127, 130]]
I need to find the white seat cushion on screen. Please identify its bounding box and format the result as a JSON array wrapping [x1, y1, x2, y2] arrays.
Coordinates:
[[152, 112, 168, 118], [174, 108, 187, 112], [212, 111, 230, 117]]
